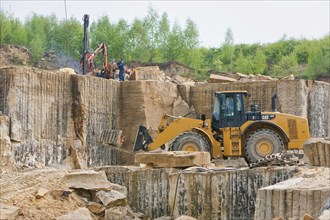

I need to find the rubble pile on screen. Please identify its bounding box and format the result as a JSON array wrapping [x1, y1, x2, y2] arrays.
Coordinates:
[[61, 170, 145, 220], [0, 44, 30, 66]]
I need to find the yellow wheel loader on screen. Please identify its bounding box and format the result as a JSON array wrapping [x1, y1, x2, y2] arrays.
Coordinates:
[[133, 91, 310, 164]]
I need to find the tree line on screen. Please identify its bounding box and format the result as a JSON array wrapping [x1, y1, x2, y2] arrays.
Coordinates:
[[1, 7, 329, 80]]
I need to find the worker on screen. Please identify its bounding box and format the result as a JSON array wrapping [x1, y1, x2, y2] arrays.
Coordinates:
[[117, 58, 125, 81]]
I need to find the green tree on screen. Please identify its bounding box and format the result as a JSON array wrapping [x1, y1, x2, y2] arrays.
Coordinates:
[[182, 18, 201, 68], [220, 28, 235, 71], [143, 5, 159, 62], [157, 12, 171, 61], [0, 11, 27, 45], [163, 21, 185, 61], [127, 18, 149, 61], [25, 14, 47, 61], [305, 36, 330, 79]]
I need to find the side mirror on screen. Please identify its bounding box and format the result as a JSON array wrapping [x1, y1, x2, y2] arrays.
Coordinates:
[[201, 114, 206, 121]]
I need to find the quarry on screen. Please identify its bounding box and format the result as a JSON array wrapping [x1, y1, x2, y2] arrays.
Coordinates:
[[0, 45, 330, 220]]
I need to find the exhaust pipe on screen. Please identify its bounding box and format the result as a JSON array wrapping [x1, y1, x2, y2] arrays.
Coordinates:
[[271, 94, 277, 112]]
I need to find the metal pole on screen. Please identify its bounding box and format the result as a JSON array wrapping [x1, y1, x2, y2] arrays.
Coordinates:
[[82, 14, 89, 75]]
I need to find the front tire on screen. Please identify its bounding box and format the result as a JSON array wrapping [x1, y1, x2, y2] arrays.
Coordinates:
[[171, 131, 209, 152], [244, 129, 284, 163]]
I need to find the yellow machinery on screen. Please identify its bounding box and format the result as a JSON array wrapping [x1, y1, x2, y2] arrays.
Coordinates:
[[133, 91, 310, 163]]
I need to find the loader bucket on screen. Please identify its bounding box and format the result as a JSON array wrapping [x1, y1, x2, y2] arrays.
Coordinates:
[[133, 125, 153, 151]]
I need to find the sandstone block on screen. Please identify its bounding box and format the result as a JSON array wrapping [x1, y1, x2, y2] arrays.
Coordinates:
[[303, 138, 330, 167], [0, 203, 20, 220], [56, 207, 92, 220], [135, 66, 162, 80], [63, 170, 112, 190], [254, 167, 330, 220], [134, 151, 211, 168], [96, 190, 127, 208]]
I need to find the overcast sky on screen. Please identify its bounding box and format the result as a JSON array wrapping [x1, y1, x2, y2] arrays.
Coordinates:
[[1, 0, 329, 47]]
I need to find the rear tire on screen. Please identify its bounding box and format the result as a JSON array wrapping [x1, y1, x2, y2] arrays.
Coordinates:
[[244, 129, 284, 163], [171, 131, 209, 152]]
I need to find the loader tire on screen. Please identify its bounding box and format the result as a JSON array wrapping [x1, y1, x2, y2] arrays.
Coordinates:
[[244, 129, 284, 163], [171, 131, 209, 152]]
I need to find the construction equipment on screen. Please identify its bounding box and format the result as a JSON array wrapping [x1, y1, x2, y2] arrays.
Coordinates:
[[133, 91, 310, 164], [82, 14, 89, 75], [80, 42, 117, 78]]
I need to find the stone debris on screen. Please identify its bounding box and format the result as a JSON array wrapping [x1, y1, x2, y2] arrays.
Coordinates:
[[86, 201, 105, 214], [35, 187, 49, 199], [96, 190, 127, 208], [134, 151, 211, 168], [0, 203, 20, 220], [56, 207, 93, 220], [303, 138, 330, 167]]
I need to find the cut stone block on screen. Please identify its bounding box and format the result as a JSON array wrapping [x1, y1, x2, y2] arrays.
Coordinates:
[[0, 203, 20, 220], [134, 66, 162, 80], [254, 167, 330, 220], [134, 151, 211, 168], [303, 138, 330, 167]]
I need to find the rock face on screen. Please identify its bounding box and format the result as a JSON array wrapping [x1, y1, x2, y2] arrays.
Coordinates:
[[0, 66, 329, 169], [0, 115, 14, 173], [0, 67, 120, 169], [101, 166, 297, 220], [308, 81, 330, 138]]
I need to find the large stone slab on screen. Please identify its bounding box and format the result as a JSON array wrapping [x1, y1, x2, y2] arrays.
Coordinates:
[[254, 167, 330, 220], [134, 151, 211, 168], [63, 170, 112, 190]]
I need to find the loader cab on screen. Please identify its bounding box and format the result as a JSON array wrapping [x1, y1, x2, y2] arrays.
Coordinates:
[[212, 91, 247, 130]]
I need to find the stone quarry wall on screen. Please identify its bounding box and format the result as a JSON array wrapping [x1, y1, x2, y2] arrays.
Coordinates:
[[100, 166, 297, 220], [0, 67, 120, 169], [0, 66, 329, 169]]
